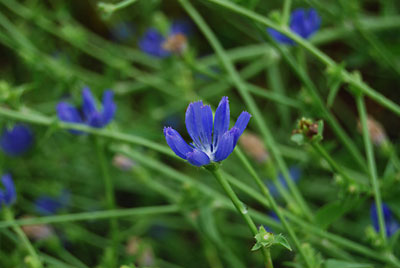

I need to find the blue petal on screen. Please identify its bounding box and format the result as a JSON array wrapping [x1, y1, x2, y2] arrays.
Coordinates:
[[233, 111, 251, 146], [185, 101, 213, 150], [139, 28, 170, 58], [213, 128, 238, 162], [186, 149, 210, 166], [164, 127, 193, 159], [267, 28, 294, 45], [1, 174, 16, 206], [56, 102, 84, 134], [35, 196, 63, 216], [57, 102, 83, 124], [82, 87, 99, 120], [170, 20, 192, 35], [0, 125, 34, 156], [101, 90, 116, 126], [290, 8, 320, 39], [370, 203, 399, 237], [213, 96, 230, 148]]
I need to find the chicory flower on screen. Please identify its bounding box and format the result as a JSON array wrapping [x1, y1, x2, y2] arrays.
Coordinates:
[[267, 8, 321, 45], [164, 96, 251, 166], [56, 87, 116, 132], [0, 174, 16, 207], [139, 20, 191, 57], [370, 203, 400, 237], [0, 124, 34, 156]]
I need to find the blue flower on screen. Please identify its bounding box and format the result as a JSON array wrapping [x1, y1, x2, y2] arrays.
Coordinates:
[[370, 203, 400, 237], [267, 8, 321, 45], [266, 166, 301, 197], [0, 174, 16, 207], [56, 87, 116, 133], [0, 124, 34, 156], [139, 20, 191, 58], [35, 190, 70, 216], [164, 96, 251, 166]]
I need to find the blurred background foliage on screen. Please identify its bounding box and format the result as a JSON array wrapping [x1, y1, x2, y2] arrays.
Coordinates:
[[1, 0, 400, 267]]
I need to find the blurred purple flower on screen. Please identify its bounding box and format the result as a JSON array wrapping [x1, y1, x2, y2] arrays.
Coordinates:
[[35, 190, 70, 216], [267, 8, 321, 45], [164, 96, 251, 166], [56, 87, 116, 133], [0, 124, 34, 156], [139, 20, 191, 58], [0, 174, 16, 207], [370, 203, 400, 237]]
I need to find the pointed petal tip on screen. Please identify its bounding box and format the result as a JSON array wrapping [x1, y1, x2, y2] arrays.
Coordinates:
[[186, 149, 210, 166]]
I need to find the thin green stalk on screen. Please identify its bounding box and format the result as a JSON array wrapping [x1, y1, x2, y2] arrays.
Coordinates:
[[266, 63, 290, 128], [206, 0, 400, 117], [311, 142, 357, 185], [0, 106, 175, 158], [281, 0, 292, 25], [98, 0, 139, 14], [3, 208, 43, 268], [95, 138, 119, 266], [234, 149, 313, 268], [179, 0, 313, 221], [356, 95, 386, 244], [207, 167, 273, 268], [0, 205, 179, 228]]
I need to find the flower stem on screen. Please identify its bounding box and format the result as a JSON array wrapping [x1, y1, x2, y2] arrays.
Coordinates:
[[95, 137, 119, 266], [208, 167, 273, 268], [234, 149, 313, 268], [356, 95, 387, 244], [3, 207, 43, 268]]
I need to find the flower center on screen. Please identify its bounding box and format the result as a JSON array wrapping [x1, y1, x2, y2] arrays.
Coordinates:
[[162, 33, 187, 54]]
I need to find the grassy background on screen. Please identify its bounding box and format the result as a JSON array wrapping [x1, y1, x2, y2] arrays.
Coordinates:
[[1, 0, 400, 267]]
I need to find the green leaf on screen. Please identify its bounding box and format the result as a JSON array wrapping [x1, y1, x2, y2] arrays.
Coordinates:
[[315, 198, 359, 229], [291, 133, 304, 145], [275, 234, 292, 251]]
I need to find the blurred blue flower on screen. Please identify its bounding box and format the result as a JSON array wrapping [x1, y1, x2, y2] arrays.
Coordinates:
[[370, 203, 400, 237], [35, 190, 70, 216], [0, 174, 16, 207], [267, 8, 321, 45], [139, 20, 191, 58], [56, 87, 116, 133], [0, 124, 34, 156], [164, 96, 251, 166], [266, 166, 301, 197]]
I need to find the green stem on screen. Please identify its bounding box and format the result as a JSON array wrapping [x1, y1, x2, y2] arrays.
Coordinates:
[[98, 0, 139, 14], [3, 207, 43, 268], [95, 137, 118, 266], [179, 0, 313, 221], [281, 0, 292, 25], [234, 149, 313, 268], [267, 63, 290, 129], [311, 142, 356, 184], [356, 95, 387, 244], [0, 205, 179, 228], [208, 167, 273, 268]]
